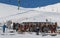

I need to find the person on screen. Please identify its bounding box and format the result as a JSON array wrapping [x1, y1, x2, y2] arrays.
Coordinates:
[[13, 23, 16, 30], [43, 24, 49, 33], [22, 25, 27, 32], [50, 25, 56, 33], [3, 24, 7, 33], [16, 23, 19, 32], [30, 26, 33, 32], [18, 24, 21, 32], [35, 26, 40, 35]]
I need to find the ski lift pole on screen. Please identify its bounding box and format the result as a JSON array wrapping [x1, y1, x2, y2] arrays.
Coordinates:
[[18, 0, 20, 10]]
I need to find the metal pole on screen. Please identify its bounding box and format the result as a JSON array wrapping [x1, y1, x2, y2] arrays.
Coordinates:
[[18, 0, 20, 10]]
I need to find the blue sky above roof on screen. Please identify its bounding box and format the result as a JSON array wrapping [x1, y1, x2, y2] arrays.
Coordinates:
[[0, 0, 60, 8]]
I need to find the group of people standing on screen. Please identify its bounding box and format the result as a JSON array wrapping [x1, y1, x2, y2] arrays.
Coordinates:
[[12, 22, 40, 35], [2, 22, 57, 35]]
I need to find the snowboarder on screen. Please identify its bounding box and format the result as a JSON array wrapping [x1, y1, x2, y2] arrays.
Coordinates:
[[3, 24, 7, 33]]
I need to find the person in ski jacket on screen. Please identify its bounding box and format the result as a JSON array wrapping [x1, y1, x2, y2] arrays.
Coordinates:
[[3, 24, 6, 33]]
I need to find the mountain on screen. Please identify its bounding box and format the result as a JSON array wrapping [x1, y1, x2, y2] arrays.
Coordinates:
[[0, 3, 60, 26], [0, 3, 35, 22], [34, 3, 60, 13]]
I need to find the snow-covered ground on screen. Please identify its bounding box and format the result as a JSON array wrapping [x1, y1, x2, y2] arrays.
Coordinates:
[[0, 28, 60, 38], [0, 27, 60, 38], [0, 33, 60, 38]]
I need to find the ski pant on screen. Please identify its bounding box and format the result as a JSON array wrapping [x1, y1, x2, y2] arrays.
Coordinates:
[[3, 30, 5, 33], [36, 31, 39, 35]]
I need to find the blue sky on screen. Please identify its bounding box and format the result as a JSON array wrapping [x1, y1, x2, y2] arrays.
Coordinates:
[[0, 0, 60, 8]]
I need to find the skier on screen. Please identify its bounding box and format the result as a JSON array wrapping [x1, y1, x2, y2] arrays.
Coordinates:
[[3, 24, 7, 33]]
